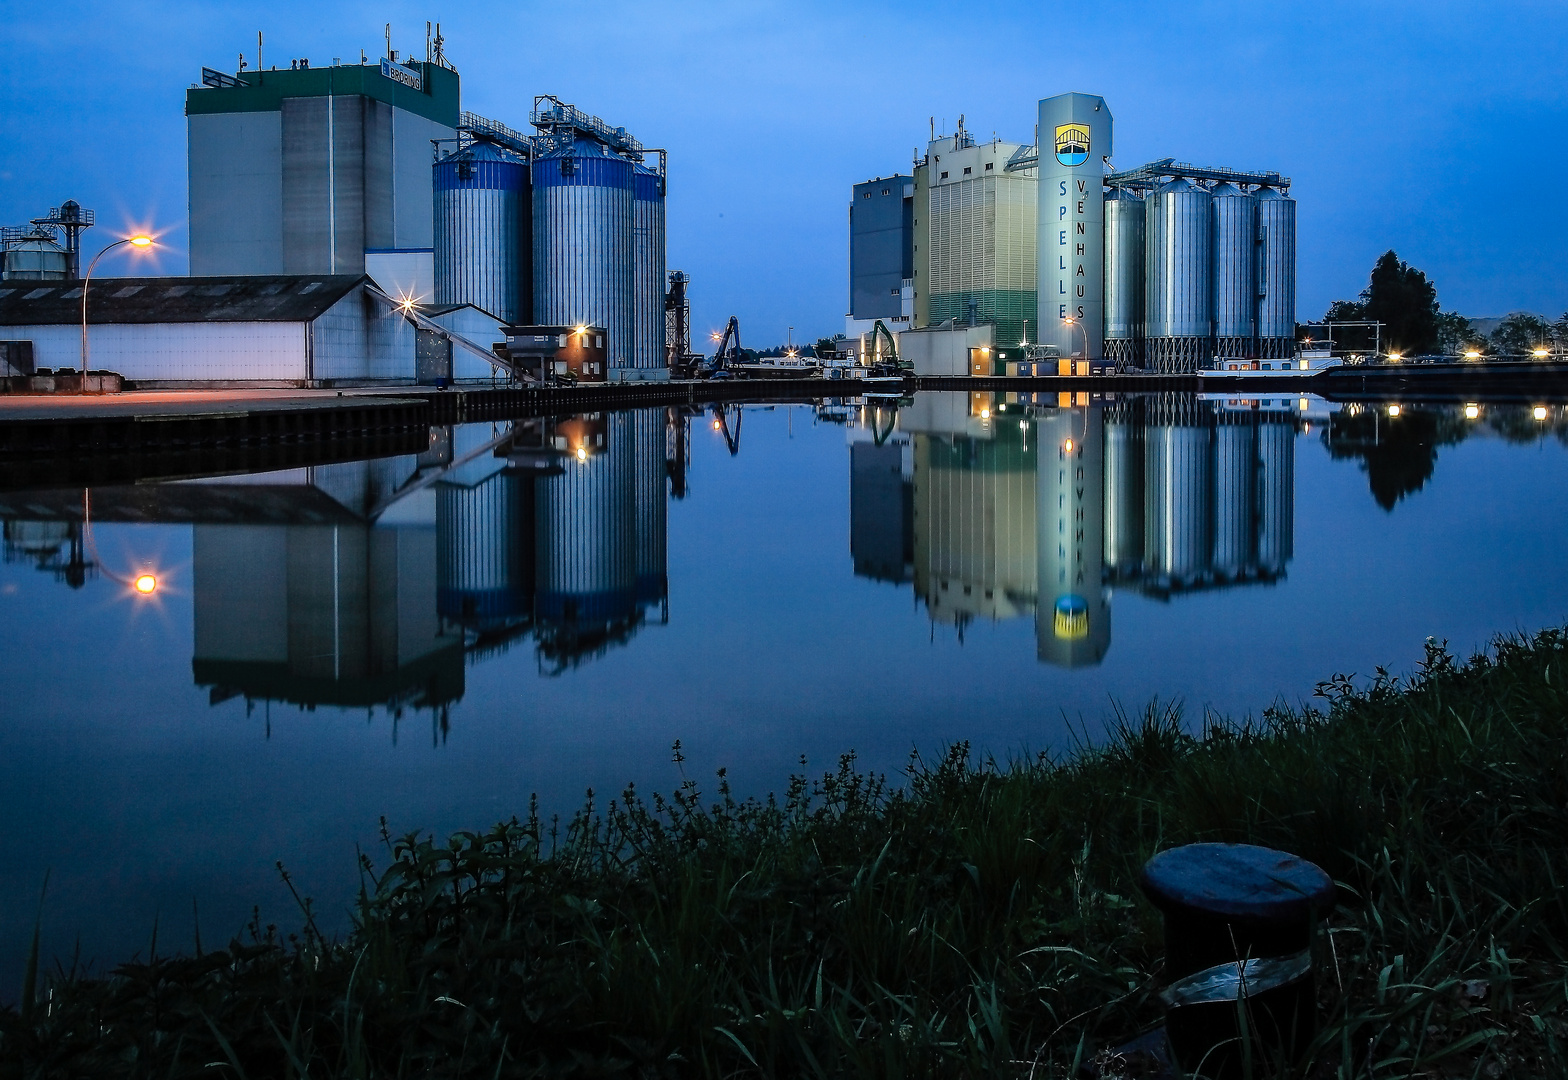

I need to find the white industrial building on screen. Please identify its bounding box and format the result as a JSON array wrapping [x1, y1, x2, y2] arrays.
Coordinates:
[[0, 275, 417, 387]]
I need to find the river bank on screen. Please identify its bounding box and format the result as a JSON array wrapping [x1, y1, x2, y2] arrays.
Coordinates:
[[4, 629, 1567, 1077]]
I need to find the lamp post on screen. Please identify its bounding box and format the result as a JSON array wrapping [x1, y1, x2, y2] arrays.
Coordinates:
[[80, 234, 154, 393], [1062, 316, 1088, 364]]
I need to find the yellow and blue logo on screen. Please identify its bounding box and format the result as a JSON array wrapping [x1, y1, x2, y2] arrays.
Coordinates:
[[1054, 124, 1089, 168], [1053, 595, 1089, 639]]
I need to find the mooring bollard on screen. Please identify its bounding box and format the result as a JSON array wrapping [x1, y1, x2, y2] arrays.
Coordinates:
[[1138, 843, 1336, 1079]]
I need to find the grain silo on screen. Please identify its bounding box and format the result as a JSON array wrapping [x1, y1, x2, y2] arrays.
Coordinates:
[[1254, 186, 1298, 361], [1211, 411, 1257, 580], [1144, 179, 1213, 374], [632, 166, 667, 372], [1210, 182, 1257, 361], [433, 141, 530, 323], [1143, 395, 1213, 588], [436, 468, 534, 623], [1103, 188, 1145, 369]]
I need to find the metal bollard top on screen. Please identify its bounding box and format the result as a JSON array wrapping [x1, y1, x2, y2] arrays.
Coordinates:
[[1139, 843, 1335, 923]]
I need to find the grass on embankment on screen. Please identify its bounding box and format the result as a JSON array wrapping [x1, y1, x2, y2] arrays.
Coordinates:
[[4, 631, 1568, 1078]]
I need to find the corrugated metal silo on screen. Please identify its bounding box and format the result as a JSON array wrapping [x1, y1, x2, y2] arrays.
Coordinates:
[[436, 469, 533, 622], [1212, 412, 1257, 579], [1256, 411, 1295, 575], [535, 415, 637, 624], [533, 138, 636, 370], [632, 166, 667, 371], [433, 142, 529, 323], [1143, 395, 1213, 588], [1211, 182, 1258, 361], [1102, 398, 1144, 579], [1254, 187, 1297, 360], [632, 408, 668, 606], [1144, 179, 1214, 373], [1103, 188, 1146, 369]]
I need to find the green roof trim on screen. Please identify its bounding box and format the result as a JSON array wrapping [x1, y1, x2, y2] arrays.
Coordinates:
[[185, 61, 459, 127]]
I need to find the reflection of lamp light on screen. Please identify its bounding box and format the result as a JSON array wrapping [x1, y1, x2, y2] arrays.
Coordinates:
[[980, 408, 990, 419], [576, 446, 587, 461], [1387, 404, 1401, 417], [1534, 405, 1549, 421], [1465, 404, 1480, 419], [134, 574, 157, 594], [1064, 438, 1074, 453], [1534, 348, 1549, 358]]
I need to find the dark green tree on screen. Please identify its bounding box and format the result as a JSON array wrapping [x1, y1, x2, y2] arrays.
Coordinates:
[[814, 337, 838, 358], [1489, 313, 1553, 357], [1435, 311, 1480, 356], [1362, 251, 1439, 355]]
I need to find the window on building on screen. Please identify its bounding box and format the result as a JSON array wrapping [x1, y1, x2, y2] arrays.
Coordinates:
[[963, 167, 971, 175], [940, 171, 948, 179], [881, 188, 889, 195], [862, 191, 871, 198], [985, 162, 993, 170]]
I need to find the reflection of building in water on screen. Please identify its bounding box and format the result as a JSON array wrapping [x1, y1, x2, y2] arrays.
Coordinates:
[[849, 434, 914, 584], [0, 408, 675, 723], [849, 391, 1298, 666], [904, 394, 1037, 625], [1036, 408, 1109, 666]]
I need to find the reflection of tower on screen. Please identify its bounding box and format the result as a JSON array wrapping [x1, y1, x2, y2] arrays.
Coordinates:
[[633, 408, 669, 611], [1212, 412, 1259, 581], [534, 412, 639, 668], [436, 468, 534, 624], [1036, 408, 1109, 667], [911, 418, 1036, 626], [3, 518, 92, 588], [192, 520, 463, 711], [1102, 398, 1144, 582], [1257, 410, 1295, 576], [1143, 394, 1214, 590], [850, 436, 914, 584]]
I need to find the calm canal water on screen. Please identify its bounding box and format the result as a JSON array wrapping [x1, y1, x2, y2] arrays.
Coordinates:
[[4, 390, 1568, 989]]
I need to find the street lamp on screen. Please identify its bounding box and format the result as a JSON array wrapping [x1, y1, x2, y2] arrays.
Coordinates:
[[81, 234, 154, 392], [1062, 316, 1088, 363]]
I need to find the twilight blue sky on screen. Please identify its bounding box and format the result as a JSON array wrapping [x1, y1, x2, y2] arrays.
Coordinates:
[[2, 0, 1565, 344]]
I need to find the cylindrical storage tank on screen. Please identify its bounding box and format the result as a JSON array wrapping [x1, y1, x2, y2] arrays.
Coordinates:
[[1256, 412, 1295, 575], [1145, 179, 1214, 373], [1255, 187, 1298, 360], [535, 416, 637, 625], [631, 407, 668, 606], [433, 142, 529, 324], [1211, 182, 1258, 361], [436, 469, 533, 622], [1103, 398, 1144, 579], [1, 238, 70, 281], [533, 138, 636, 370], [632, 166, 667, 371], [1103, 188, 1146, 369], [1143, 396, 1213, 589], [1211, 412, 1258, 580]]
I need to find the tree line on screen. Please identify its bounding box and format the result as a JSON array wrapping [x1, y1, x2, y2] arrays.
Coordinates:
[[1312, 250, 1565, 357]]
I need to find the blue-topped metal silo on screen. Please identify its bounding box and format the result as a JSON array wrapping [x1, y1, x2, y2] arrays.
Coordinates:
[[632, 165, 667, 372], [1211, 182, 1258, 361], [436, 468, 534, 623], [1103, 188, 1146, 369], [533, 138, 635, 370], [1145, 178, 1214, 373], [433, 141, 529, 324], [534, 415, 637, 626]]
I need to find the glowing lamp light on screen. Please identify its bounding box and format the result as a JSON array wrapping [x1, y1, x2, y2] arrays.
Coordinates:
[[1063, 438, 1074, 453], [128, 235, 154, 248], [1387, 353, 1402, 362], [1534, 348, 1550, 358], [1387, 404, 1401, 417], [1464, 350, 1481, 360], [575, 446, 587, 461], [1534, 406, 1549, 421], [133, 573, 157, 595], [1299, 398, 1309, 412], [713, 419, 721, 430], [979, 408, 990, 419], [1465, 404, 1480, 419]]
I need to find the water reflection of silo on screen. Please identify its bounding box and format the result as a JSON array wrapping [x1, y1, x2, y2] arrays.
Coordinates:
[[632, 408, 669, 608], [850, 437, 914, 584], [436, 469, 534, 624], [1143, 395, 1213, 588], [1212, 412, 1258, 581], [1036, 408, 1109, 667], [1102, 398, 1144, 581], [1256, 411, 1296, 576], [536, 413, 637, 626]]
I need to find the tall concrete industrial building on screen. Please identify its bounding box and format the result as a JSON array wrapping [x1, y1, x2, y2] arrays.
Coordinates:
[[1036, 93, 1111, 360], [910, 128, 1038, 350], [848, 175, 913, 335], [187, 60, 460, 284]]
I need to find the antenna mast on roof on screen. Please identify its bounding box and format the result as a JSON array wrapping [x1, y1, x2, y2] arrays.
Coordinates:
[[385, 24, 393, 62], [257, 32, 263, 71]]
